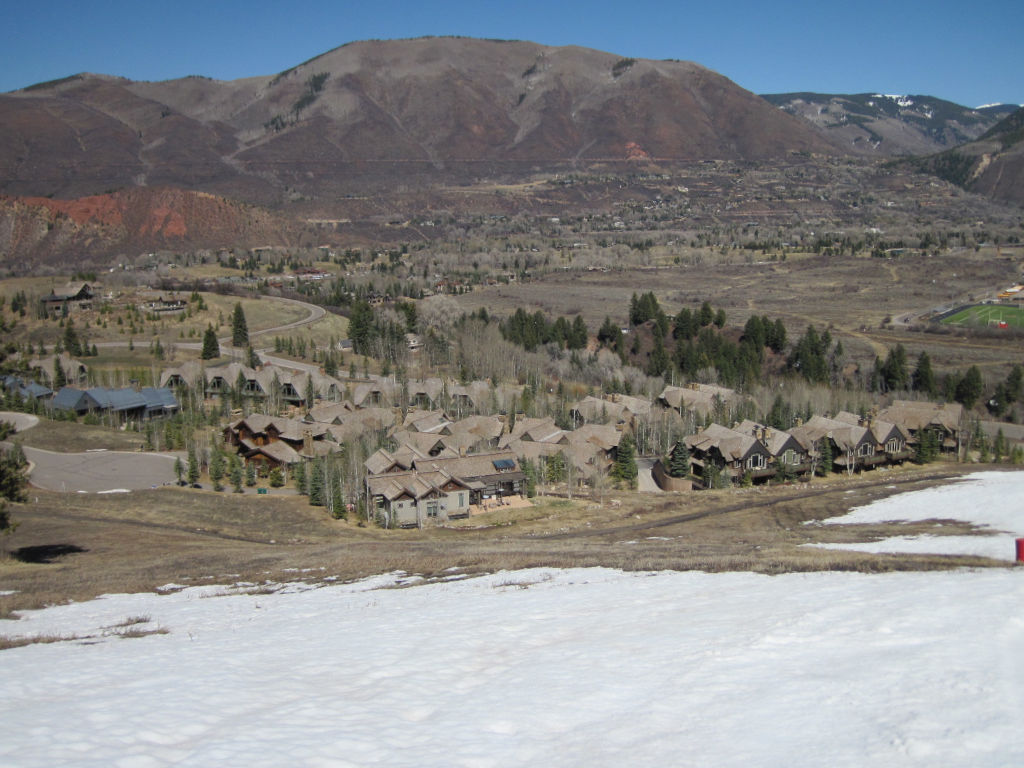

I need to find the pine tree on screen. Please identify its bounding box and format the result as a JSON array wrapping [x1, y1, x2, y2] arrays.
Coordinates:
[[955, 366, 984, 409], [667, 442, 690, 479], [174, 457, 184, 485], [817, 437, 833, 476], [209, 446, 225, 492], [293, 460, 308, 495], [269, 467, 285, 488], [201, 325, 219, 360], [187, 444, 200, 485], [0, 445, 28, 536], [231, 303, 249, 347], [309, 458, 326, 506], [912, 351, 936, 396], [245, 460, 256, 487], [53, 359, 67, 389], [613, 433, 638, 490]]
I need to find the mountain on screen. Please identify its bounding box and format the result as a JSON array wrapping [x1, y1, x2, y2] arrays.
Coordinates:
[[904, 106, 1024, 206], [0, 37, 835, 203], [761, 92, 1017, 157]]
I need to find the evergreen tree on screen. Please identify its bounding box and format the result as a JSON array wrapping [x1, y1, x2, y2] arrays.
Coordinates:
[[348, 300, 375, 355], [232, 303, 249, 346], [880, 344, 909, 392], [914, 429, 939, 464], [912, 351, 936, 396], [569, 315, 589, 349], [698, 301, 714, 327], [174, 456, 184, 485], [597, 316, 620, 346], [245, 460, 257, 487], [647, 333, 670, 378], [209, 445, 225, 492], [201, 325, 220, 360], [269, 467, 285, 488], [187, 444, 200, 485], [309, 458, 326, 506], [667, 442, 690, 479], [817, 437, 833, 476], [229, 455, 244, 493], [612, 433, 638, 490], [0, 444, 28, 536], [293, 460, 308, 495], [955, 366, 984, 409], [53, 359, 67, 390]]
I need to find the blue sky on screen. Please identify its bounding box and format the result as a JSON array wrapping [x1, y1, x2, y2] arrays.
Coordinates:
[[2, 0, 1020, 107]]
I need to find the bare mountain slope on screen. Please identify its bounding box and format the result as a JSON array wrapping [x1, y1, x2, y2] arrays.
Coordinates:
[[1, 38, 835, 202], [761, 92, 1017, 157], [905, 107, 1024, 206], [0, 188, 304, 270]]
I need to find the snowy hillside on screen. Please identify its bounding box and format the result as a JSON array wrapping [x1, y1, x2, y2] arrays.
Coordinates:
[[1, 474, 1023, 767]]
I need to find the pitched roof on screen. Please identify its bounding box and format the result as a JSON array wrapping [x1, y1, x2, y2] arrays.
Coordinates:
[[86, 387, 148, 412], [659, 383, 738, 415], [411, 451, 524, 484], [685, 423, 764, 462], [877, 400, 964, 433]]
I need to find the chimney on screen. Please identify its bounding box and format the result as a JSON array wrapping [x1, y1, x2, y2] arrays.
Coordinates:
[[303, 429, 313, 456]]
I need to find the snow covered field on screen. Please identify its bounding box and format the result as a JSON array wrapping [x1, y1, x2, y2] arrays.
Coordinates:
[[812, 470, 1024, 560], [1, 475, 1023, 767]]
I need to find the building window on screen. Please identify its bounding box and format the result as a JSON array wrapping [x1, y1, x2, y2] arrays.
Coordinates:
[[885, 439, 901, 453], [858, 443, 875, 457], [748, 453, 767, 470], [426, 501, 439, 518]]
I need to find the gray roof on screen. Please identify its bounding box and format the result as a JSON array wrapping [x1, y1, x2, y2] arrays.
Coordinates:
[[51, 387, 90, 412], [86, 387, 147, 412]]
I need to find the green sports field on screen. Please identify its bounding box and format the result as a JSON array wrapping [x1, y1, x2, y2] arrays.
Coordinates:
[[941, 303, 1024, 329]]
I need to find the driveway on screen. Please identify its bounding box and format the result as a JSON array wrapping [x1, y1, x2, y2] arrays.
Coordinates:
[[636, 457, 662, 493]]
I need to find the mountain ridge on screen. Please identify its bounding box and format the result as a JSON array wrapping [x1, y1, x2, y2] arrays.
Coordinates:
[[1, 37, 835, 203]]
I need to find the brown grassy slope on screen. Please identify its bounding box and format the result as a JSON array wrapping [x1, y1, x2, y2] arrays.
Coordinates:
[[0, 464, 1007, 621]]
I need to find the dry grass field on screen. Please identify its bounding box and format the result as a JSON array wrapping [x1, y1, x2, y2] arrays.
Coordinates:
[[0, 462, 1004, 621], [457, 249, 1024, 379]]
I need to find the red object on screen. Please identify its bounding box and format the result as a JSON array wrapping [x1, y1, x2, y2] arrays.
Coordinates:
[[1017, 538, 1024, 563]]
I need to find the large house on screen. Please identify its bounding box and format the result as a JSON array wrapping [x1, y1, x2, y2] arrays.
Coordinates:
[[224, 414, 337, 471], [50, 386, 178, 422], [365, 449, 525, 527], [161, 361, 344, 405], [877, 400, 964, 455], [684, 423, 776, 485], [658, 383, 742, 425], [40, 282, 95, 314], [788, 413, 910, 473]]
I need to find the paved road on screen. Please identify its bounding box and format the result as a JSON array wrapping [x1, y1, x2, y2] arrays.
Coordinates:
[[23, 446, 180, 493]]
